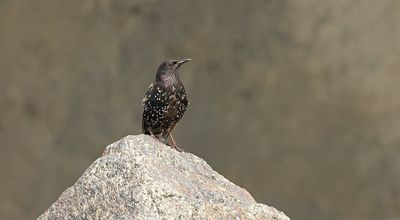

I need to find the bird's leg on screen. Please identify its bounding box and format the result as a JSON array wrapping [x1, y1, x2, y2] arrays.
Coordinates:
[[148, 130, 159, 141], [149, 130, 169, 146], [167, 130, 182, 152]]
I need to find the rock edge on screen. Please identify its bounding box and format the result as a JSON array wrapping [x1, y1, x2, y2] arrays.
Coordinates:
[[39, 135, 289, 220]]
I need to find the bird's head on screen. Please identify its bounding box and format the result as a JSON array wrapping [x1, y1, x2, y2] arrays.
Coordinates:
[[155, 58, 191, 82]]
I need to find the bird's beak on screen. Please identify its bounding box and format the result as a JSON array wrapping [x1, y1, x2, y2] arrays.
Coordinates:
[[176, 58, 191, 66]]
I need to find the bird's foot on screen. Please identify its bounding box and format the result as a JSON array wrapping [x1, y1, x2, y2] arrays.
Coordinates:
[[166, 142, 183, 152], [166, 130, 182, 152], [170, 144, 183, 152], [150, 135, 158, 140], [148, 132, 160, 141]]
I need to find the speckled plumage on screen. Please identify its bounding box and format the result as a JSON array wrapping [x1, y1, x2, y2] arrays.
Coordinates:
[[142, 59, 190, 150]]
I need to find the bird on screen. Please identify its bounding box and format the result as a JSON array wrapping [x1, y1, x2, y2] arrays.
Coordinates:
[[142, 59, 191, 151]]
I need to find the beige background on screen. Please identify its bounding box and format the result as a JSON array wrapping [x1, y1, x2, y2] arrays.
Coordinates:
[[1, 0, 400, 219]]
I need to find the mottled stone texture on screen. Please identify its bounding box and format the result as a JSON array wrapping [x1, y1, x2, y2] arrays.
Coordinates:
[[38, 135, 289, 220]]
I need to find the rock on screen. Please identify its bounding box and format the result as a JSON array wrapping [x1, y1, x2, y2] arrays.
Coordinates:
[[38, 135, 289, 220]]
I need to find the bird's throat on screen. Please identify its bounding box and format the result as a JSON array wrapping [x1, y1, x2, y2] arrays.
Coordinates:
[[159, 73, 180, 87]]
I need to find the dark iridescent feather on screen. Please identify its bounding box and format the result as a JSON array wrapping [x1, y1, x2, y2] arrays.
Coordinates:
[[141, 59, 190, 149]]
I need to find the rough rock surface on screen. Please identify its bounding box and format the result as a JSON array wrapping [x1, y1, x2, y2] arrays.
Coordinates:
[[38, 135, 289, 220]]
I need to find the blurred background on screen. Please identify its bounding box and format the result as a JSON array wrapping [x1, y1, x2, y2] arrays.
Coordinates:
[[1, 0, 400, 219]]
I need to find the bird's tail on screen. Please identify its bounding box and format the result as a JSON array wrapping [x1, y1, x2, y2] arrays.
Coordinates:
[[142, 117, 149, 134]]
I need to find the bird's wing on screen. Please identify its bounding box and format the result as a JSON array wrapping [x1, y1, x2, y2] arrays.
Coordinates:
[[142, 83, 155, 134], [142, 83, 154, 105]]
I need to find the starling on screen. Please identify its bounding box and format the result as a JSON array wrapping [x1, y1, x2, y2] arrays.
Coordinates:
[[142, 59, 191, 151]]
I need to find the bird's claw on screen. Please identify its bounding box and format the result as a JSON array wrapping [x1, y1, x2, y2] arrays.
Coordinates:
[[171, 144, 183, 152]]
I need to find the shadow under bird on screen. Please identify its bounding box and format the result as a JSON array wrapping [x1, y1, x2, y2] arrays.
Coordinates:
[[142, 59, 191, 151]]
